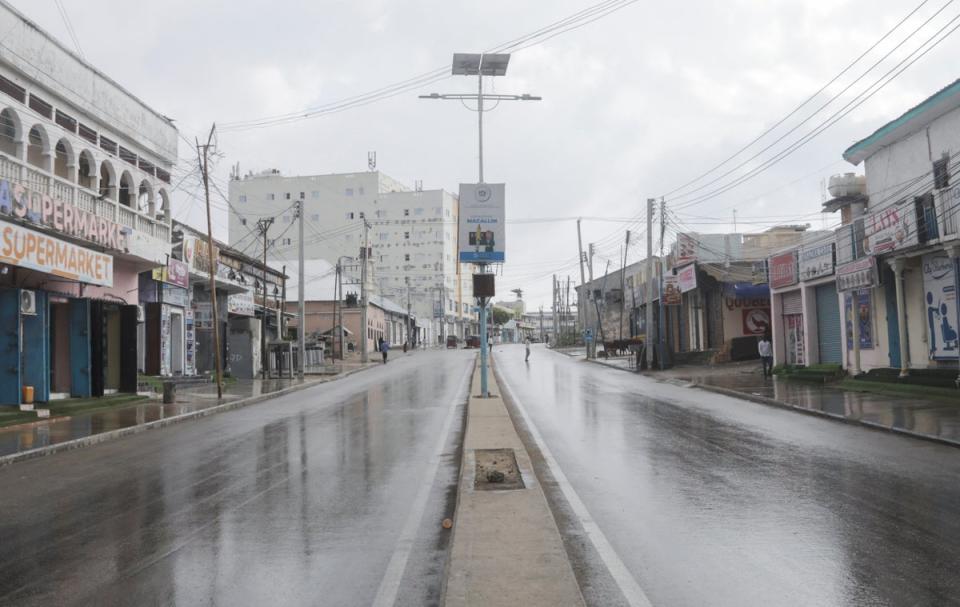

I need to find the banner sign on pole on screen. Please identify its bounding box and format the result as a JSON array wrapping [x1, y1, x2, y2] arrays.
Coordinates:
[[458, 183, 505, 263], [677, 263, 697, 293], [663, 275, 682, 305]]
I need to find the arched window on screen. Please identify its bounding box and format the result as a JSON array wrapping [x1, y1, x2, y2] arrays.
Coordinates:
[[0, 108, 21, 156], [78, 150, 96, 190], [100, 160, 116, 200], [54, 138, 74, 180], [157, 188, 171, 221], [27, 124, 49, 169], [137, 180, 153, 214], [118, 171, 134, 207]]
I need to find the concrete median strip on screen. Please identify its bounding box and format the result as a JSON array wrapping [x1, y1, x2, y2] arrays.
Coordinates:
[[444, 359, 585, 607], [0, 365, 374, 468]]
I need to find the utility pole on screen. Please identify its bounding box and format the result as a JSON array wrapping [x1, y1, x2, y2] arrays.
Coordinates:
[[539, 306, 544, 342], [587, 242, 596, 358], [257, 217, 274, 378], [197, 124, 223, 399], [659, 198, 667, 370], [297, 193, 305, 376], [619, 231, 631, 342], [360, 219, 370, 363], [576, 219, 587, 345], [406, 276, 412, 349], [335, 261, 341, 359], [646, 198, 655, 369]]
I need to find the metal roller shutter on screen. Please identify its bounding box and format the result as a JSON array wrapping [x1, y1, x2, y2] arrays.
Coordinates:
[[815, 284, 842, 364], [781, 290, 803, 315]]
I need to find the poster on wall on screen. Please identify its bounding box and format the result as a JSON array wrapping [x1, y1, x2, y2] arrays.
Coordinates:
[[194, 302, 213, 329], [228, 289, 255, 317], [845, 290, 874, 350], [921, 252, 959, 360], [184, 308, 195, 376], [676, 233, 697, 265], [785, 314, 805, 365]]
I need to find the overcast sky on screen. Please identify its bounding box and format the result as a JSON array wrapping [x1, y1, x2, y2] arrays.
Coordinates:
[[10, 0, 960, 309]]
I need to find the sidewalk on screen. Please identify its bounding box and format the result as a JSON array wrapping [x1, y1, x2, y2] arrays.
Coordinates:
[[585, 356, 960, 447], [0, 361, 378, 464], [444, 360, 583, 606]]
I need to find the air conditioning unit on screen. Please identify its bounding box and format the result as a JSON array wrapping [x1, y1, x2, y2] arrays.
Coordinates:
[[20, 290, 36, 315], [137, 304, 145, 323]]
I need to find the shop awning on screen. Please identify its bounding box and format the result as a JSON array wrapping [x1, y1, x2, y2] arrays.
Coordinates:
[[723, 282, 770, 299]]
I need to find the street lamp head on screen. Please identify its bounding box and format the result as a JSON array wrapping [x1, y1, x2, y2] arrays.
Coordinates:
[[418, 93, 441, 99], [520, 94, 542, 101]]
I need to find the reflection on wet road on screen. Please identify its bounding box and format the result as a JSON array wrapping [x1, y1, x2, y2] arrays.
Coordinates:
[[497, 345, 960, 607], [0, 350, 473, 607]]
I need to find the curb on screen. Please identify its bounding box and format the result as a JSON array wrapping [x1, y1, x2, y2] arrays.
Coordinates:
[[582, 356, 960, 449], [0, 365, 374, 468], [691, 383, 960, 450]]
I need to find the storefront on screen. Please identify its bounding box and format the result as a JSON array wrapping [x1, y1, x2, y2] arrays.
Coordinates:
[[139, 257, 190, 377], [0, 177, 169, 404], [770, 250, 802, 365]]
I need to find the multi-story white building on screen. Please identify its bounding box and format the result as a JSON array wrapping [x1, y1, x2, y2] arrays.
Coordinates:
[[0, 0, 177, 405], [227, 170, 477, 344]]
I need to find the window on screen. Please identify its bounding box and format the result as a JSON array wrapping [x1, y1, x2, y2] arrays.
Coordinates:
[[404, 209, 410, 216], [404, 232, 410, 239], [241, 218, 247, 226], [267, 193, 276, 201], [346, 188, 354, 196], [312, 191, 320, 199], [285, 192, 291, 200], [404, 254, 410, 261], [445, 209, 451, 217], [347, 212, 355, 220], [359, 211, 365, 218], [282, 237, 292, 246], [239, 194, 247, 203], [415, 208, 424, 216], [934, 155, 951, 190], [311, 213, 320, 222]]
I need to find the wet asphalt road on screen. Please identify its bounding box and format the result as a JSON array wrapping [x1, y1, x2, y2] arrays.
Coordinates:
[[497, 345, 960, 607], [0, 350, 473, 607]]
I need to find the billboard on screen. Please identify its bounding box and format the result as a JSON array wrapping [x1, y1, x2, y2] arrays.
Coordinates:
[[663, 275, 681, 305], [836, 256, 877, 292], [459, 183, 505, 263], [798, 242, 834, 281], [864, 200, 917, 255]]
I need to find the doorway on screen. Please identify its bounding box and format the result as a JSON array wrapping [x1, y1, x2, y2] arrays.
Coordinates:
[[49, 303, 72, 395], [170, 311, 184, 375]]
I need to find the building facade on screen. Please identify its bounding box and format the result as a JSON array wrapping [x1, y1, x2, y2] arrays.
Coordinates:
[[0, 2, 176, 404], [227, 170, 477, 345]]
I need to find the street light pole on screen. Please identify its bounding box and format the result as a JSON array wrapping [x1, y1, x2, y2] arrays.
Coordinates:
[[420, 52, 539, 398]]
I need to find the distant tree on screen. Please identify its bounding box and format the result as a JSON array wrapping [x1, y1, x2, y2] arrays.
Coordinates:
[[492, 306, 513, 326]]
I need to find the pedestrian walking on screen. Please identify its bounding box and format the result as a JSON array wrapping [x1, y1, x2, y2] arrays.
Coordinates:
[[380, 339, 390, 364], [758, 333, 773, 378], [524, 337, 531, 362]]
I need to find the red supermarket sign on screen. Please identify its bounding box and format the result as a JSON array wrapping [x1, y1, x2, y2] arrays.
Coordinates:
[[769, 251, 798, 289]]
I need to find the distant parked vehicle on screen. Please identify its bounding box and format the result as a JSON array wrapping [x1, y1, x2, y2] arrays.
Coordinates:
[[465, 335, 481, 349], [446, 335, 459, 349]]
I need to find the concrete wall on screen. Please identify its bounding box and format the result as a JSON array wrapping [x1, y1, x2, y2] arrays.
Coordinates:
[[864, 106, 960, 203]]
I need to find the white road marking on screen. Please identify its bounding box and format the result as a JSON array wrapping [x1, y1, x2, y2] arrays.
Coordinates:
[[371, 362, 472, 607], [500, 373, 655, 607]]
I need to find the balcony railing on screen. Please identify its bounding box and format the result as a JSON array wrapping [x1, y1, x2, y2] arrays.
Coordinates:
[[0, 153, 170, 245]]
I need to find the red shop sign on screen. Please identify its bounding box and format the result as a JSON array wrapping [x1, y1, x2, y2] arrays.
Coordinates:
[[769, 251, 798, 289]]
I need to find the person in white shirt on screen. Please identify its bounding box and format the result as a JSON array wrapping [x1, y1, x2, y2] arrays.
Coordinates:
[[758, 332, 773, 378], [524, 337, 531, 362]]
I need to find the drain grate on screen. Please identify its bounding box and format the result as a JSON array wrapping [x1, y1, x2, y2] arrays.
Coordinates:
[[474, 448, 525, 491]]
